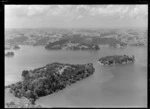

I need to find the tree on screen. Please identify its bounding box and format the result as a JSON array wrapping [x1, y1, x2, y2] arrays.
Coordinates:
[[29, 98, 35, 105], [25, 90, 32, 98], [9, 101, 15, 106], [22, 70, 29, 79], [94, 45, 100, 50]]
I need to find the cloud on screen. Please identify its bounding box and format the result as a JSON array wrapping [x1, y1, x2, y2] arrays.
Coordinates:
[[86, 5, 147, 20], [5, 5, 148, 20], [86, 5, 127, 16], [76, 15, 83, 19], [128, 5, 148, 19], [46, 5, 73, 16], [5, 5, 28, 18], [27, 5, 50, 16]]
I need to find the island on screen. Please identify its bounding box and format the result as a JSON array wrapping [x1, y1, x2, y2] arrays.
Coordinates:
[[45, 40, 100, 50], [5, 52, 14, 57], [13, 45, 20, 50], [6, 62, 95, 105], [98, 55, 135, 65]]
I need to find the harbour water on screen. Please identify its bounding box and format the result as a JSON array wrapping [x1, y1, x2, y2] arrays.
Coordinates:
[[5, 45, 147, 107]]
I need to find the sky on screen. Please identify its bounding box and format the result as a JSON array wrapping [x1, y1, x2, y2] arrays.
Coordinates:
[[5, 5, 148, 29]]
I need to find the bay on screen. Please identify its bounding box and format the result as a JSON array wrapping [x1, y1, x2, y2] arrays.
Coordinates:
[[5, 45, 147, 107]]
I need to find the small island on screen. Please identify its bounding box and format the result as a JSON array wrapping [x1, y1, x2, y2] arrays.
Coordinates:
[[5, 52, 14, 57], [6, 62, 95, 104], [13, 45, 20, 50], [98, 55, 135, 65]]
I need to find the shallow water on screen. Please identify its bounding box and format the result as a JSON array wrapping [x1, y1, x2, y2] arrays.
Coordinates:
[[5, 45, 147, 107]]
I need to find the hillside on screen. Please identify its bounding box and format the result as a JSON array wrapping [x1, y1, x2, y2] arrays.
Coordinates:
[[5, 28, 147, 47]]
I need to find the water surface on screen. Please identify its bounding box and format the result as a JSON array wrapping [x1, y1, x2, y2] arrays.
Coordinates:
[[5, 45, 147, 107]]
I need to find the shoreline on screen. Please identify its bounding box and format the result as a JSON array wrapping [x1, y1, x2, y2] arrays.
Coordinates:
[[97, 58, 134, 66], [5, 46, 147, 107], [5, 62, 95, 106], [5, 66, 95, 108]]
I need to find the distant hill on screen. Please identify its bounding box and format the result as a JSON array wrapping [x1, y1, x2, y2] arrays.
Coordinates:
[[6, 36, 28, 45], [5, 28, 147, 47], [33, 37, 50, 46], [92, 37, 124, 45]]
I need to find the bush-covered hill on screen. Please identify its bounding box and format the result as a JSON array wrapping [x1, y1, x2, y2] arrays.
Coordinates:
[[7, 62, 95, 104]]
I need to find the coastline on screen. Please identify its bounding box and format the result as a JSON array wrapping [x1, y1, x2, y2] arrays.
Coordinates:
[[5, 46, 147, 107], [97, 59, 134, 66], [6, 62, 95, 106]]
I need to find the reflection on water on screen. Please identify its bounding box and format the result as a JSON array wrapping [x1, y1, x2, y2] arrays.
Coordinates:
[[5, 45, 147, 107]]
